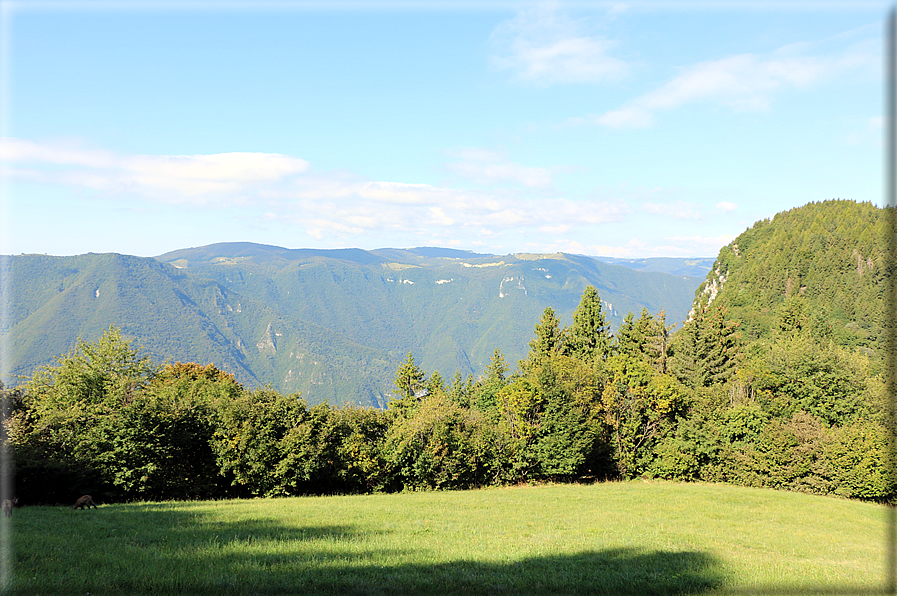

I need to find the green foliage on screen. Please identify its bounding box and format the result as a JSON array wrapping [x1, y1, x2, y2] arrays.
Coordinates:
[[275, 402, 348, 495], [10, 327, 161, 503], [521, 307, 563, 371], [495, 376, 544, 479], [335, 406, 392, 492], [565, 286, 611, 364], [211, 388, 310, 497], [602, 354, 689, 479], [471, 349, 509, 414], [385, 391, 498, 490], [825, 421, 889, 499], [695, 200, 886, 349], [94, 391, 221, 501], [736, 335, 873, 426], [671, 305, 740, 388], [528, 356, 608, 480], [497, 355, 608, 482], [24, 326, 156, 409], [616, 308, 674, 373], [389, 352, 428, 417]]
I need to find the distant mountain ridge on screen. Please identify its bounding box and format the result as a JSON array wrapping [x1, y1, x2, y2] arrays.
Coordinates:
[[2, 244, 709, 406], [591, 256, 717, 278]]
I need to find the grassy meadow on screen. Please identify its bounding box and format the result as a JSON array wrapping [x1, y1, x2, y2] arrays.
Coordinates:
[[4, 481, 888, 595]]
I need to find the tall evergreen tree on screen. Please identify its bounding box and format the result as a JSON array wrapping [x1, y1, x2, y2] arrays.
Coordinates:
[[485, 348, 509, 383], [699, 306, 740, 386], [389, 352, 427, 416], [616, 309, 674, 373], [521, 307, 563, 371], [566, 286, 611, 365], [644, 309, 675, 374], [615, 312, 641, 357], [473, 349, 509, 414], [672, 304, 739, 388]]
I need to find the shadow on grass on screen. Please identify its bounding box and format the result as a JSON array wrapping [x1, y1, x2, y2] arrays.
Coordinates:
[[7, 504, 882, 596]]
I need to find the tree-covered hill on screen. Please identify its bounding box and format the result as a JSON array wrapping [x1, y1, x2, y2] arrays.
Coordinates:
[[2, 246, 704, 406], [7, 201, 891, 505], [693, 200, 886, 350]]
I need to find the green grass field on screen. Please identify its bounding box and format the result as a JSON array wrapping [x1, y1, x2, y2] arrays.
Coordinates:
[[4, 481, 888, 595]]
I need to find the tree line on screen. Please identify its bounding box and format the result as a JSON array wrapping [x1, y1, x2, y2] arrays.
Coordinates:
[[2, 283, 889, 505]]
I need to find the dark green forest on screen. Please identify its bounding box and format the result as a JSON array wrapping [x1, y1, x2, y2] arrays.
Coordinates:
[[3, 200, 890, 505]]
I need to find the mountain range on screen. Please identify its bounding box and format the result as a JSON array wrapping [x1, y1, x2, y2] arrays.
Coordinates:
[[1, 245, 708, 406]]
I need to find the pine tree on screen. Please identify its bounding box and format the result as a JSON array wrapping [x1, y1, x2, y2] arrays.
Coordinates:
[[671, 305, 739, 388], [389, 352, 427, 416], [615, 308, 673, 373], [649, 309, 675, 374], [522, 307, 563, 371], [474, 349, 509, 414], [566, 286, 611, 365]]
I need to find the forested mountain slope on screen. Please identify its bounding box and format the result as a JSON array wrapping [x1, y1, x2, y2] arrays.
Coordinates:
[[7, 203, 891, 505], [2, 245, 703, 406], [693, 200, 886, 350]]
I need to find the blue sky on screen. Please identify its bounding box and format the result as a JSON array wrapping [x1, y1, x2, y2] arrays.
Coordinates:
[[0, 1, 887, 258]]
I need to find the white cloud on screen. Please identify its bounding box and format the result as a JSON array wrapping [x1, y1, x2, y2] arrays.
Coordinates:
[[445, 148, 553, 189], [2, 138, 637, 253], [490, 3, 628, 86], [0, 137, 309, 203], [283, 182, 629, 245], [716, 201, 737, 212], [596, 35, 871, 129]]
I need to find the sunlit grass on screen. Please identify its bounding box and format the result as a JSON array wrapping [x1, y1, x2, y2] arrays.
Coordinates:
[[7, 481, 887, 595]]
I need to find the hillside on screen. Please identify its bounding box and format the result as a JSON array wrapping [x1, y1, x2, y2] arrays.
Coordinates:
[[693, 200, 886, 350], [2, 245, 705, 406]]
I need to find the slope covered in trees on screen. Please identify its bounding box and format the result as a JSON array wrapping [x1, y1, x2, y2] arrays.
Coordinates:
[[2, 245, 703, 406], [694, 200, 886, 349], [4, 200, 888, 505]]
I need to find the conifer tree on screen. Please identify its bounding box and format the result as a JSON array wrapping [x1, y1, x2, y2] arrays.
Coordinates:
[[671, 304, 739, 388], [522, 307, 563, 371], [699, 305, 740, 386], [615, 312, 640, 357], [389, 352, 427, 416], [473, 349, 509, 414], [616, 309, 674, 373], [650, 310, 674, 374], [566, 286, 611, 365]]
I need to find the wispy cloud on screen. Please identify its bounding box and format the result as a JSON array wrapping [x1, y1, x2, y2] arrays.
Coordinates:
[[2, 138, 628, 245], [596, 33, 873, 129], [286, 179, 628, 242], [489, 2, 628, 86], [0, 137, 310, 203], [445, 148, 553, 189], [716, 201, 737, 212]]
